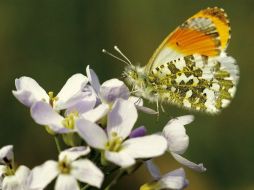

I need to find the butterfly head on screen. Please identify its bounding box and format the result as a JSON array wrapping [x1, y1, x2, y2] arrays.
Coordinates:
[[123, 65, 145, 87], [123, 65, 160, 102]]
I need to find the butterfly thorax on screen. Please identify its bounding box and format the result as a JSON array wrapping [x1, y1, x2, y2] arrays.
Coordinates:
[[124, 65, 161, 102]]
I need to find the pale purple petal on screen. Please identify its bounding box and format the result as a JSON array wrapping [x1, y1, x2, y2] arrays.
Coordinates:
[[100, 79, 129, 103], [171, 153, 206, 172], [105, 151, 135, 168], [66, 89, 97, 115], [29, 160, 58, 189], [76, 118, 108, 149], [55, 175, 79, 190], [12, 76, 49, 107], [81, 103, 109, 123], [128, 96, 143, 106], [71, 159, 104, 188], [30, 101, 70, 133], [86, 65, 100, 94], [128, 96, 157, 114], [145, 160, 161, 180], [59, 147, 90, 162], [135, 105, 158, 115], [122, 134, 167, 159], [107, 99, 137, 139], [163, 120, 189, 154], [159, 168, 188, 190], [55, 74, 88, 109], [129, 126, 147, 138], [0, 145, 13, 164]]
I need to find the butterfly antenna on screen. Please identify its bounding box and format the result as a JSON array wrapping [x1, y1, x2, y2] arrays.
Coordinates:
[[114, 45, 133, 66], [102, 49, 130, 65]]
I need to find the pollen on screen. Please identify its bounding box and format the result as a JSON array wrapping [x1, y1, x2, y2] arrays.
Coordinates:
[[58, 157, 71, 174], [62, 112, 79, 129], [105, 133, 123, 152], [48, 91, 59, 107]]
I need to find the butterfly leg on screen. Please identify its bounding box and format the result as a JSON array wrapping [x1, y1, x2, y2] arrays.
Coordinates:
[[156, 99, 160, 117], [160, 103, 165, 112]]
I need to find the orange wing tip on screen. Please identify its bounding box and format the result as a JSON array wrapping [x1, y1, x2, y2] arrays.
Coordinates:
[[203, 7, 230, 25], [197, 7, 231, 50]]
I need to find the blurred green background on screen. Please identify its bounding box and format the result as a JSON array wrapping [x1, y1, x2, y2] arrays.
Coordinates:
[[0, 0, 254, 189]]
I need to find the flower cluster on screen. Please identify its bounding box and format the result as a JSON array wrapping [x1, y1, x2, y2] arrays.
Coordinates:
[[0, 66, 206, 189]]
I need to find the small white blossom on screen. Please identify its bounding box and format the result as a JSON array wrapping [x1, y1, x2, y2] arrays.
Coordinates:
[[162, 115, 206, 172], [1, 165, 41, 190], [86, 65, 157, 114], [0, 145, 40, 190], [13, 74, 88, 110], [30, 99, 109, 134], [0, 145, 14, 164], [140, 160, 188, 190], [29, 147, 104, 190], [76, 98, 167, 168]]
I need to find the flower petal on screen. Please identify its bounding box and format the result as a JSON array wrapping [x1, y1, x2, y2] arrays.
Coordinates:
[[71, 159, 104, 188], [2, 175, 20, 190], [81, 103, 109, 123], [55, 175, 79, 190], [145, 160, 161, 180], [159, 168, 188, 190], [107, 99, 137, 139], [122, 134, 167, 159], [56, 74, 88, 109], [30, 101, 69, 133], [15, 165, 30, 186], [135, 105, 158, 115], [128, 96, 144, 106], [66, 89, 97, 115], [129, 126, 147, 138], [171, 153, 206, 172], [76, 118, 107, 149], [86, 65, 100, 94], [59, 146, 90, 162], [0, 145, 13, 164], [163, 119, 189, 154], [100, 79, 129, 103], [128, 96, 157, 115], [167, 115, 194, 126], [12, 76, 49, 107], [29, 160, 58, 189], [105, 151, 135, 168]]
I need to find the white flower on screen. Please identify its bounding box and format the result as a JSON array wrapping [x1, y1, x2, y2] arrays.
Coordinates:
[[0, 145, 40, 190], [86, 65, 157, 114], [76, 98, 167, 168], [1, 165, 41, 190], [13, 74, 88, 110], [162, 115, 206, 172], [29, 146, 104, 190], [0, 145, 14, 164], [30, 100, 109, 134], [140, 160, 188, 190]]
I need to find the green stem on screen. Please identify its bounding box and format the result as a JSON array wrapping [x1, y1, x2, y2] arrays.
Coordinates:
[[80, 184, 90, 190], [104, 169, 126, 190], [54, 136, 61, 153]]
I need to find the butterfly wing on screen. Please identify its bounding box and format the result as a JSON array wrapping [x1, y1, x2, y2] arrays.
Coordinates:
[[149, 54, 239, 113], [146, 7, 231, 72]]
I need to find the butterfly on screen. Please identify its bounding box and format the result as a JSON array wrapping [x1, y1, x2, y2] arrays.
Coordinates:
[[105, 7, 239, 114]]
